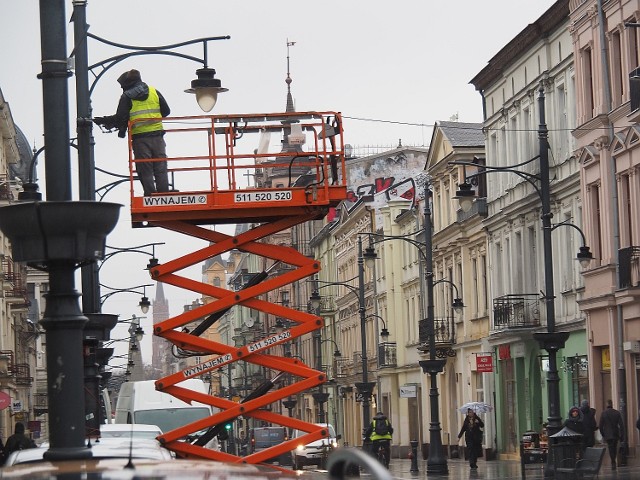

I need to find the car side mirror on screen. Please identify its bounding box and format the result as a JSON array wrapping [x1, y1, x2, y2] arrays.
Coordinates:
[[336, 434, 342, 440]]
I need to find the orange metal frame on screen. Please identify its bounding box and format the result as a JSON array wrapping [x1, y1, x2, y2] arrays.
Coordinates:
[[129, 111, 347, 465]]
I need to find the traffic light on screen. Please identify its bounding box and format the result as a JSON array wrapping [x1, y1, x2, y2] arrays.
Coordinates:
[[217, 422, 232, 441]]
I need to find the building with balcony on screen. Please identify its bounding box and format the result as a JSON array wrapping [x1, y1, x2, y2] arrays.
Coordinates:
[[469, 0, 587, 458], [311, 146, 427, 452], [570, 0, 640, 455], [425, 120, 489, 458], [0, 88, 43, 442]]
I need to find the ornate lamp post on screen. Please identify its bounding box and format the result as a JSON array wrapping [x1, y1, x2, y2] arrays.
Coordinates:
[[309, 238, 376, 435], [361, 181, 464, 475]]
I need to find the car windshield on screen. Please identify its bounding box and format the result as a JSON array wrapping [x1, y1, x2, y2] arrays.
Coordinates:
[[253, 429, 285, 445], [134, 408, 210, 433]]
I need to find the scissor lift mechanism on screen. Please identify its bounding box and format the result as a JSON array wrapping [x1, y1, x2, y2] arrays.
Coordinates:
[[128, 111, 347, 465]]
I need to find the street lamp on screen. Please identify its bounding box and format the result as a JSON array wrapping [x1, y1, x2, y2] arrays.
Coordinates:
[[366, 313, 390, 340], [321, 339, 343, 359], [309, 235, 377, 435], [361, 184, 464, 475], [99, 283, 153, 314], [450, 84, 594, 470], [100, 242, 165, 273]]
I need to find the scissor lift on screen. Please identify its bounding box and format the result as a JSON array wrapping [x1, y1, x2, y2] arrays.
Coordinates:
[[129, 111, 347, 464]]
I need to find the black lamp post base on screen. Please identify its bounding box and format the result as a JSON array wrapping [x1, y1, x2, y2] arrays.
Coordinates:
[[426, 459, 449, 475]]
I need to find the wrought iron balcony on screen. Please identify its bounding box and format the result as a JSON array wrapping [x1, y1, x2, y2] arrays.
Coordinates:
[[492, 294, 540, 330], [0, 175, 14, 202], [418, 316, 456, 345], [334, 357, 348, 379], [619, 246, 640, 289], [311, 294, 337, 314], [34, 392, 48, 416], [14, 363, 33, 386], [378, 342, 397, 368], [1, 256, 29, 305]]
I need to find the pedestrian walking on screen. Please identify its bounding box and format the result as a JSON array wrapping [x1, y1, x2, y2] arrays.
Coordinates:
[[580, 399, 598, 449], [564, 406, 585, 435], [599, 399, 624, 470], [4, 422, 36, 462], [458, 408, 484, 469], [94, 69, 171, 196]]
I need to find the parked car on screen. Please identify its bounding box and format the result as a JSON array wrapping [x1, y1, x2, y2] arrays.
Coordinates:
[[291, 423, 339, 470], [0, 457, 302, 479], [249, 426, 291, 466]]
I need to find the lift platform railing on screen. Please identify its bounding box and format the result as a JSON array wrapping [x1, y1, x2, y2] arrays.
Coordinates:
[[128, 111, 346, 225]]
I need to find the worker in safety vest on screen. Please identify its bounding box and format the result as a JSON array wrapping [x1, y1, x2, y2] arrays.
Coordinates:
[[94, 69, 171, 196], [364, 412, 393, 467]]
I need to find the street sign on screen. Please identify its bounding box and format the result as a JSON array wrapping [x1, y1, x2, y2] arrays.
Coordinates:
[[476, 354, 493, 373], [400, 385, 417, 398], [355, 392, 364, 403]]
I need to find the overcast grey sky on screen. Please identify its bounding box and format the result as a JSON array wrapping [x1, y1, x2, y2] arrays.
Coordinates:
[[1, 1, 557, 363]]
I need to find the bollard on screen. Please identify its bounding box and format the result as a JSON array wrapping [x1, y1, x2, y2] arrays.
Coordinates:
[[410, 440, 419, 473], [619, 440, 628, 467]]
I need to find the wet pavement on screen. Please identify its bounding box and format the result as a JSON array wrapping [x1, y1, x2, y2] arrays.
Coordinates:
[[384, 457, 640, 479]]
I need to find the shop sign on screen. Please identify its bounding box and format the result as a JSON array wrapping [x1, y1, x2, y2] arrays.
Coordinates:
[[11, 400, 22, 413], [400, 385, 417, 398], [498, 344, 511, 360], [476, 354, 493, 372], [0, 392, 10, 410], [601, 347, 610, 371]]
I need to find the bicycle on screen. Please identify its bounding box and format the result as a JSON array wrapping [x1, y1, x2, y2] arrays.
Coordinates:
[[373, 439, 390, 468]]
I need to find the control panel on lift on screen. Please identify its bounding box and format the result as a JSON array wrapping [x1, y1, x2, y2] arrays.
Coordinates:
[[128, 111, 347, 226]]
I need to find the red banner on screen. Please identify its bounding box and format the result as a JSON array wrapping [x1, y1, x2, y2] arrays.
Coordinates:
[[0, 392, 10, 410], [476, 354, 494, 372]]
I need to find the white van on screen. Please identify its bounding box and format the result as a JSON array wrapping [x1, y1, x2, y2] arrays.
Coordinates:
[[114, 379, 215, 442]]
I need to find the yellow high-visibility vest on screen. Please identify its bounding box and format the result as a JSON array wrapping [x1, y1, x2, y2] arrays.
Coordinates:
[[130, 86, 163, 135]]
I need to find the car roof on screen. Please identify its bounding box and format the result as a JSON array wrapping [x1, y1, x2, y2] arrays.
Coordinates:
[[100, 424, 163, 433], [4, 442, 173, 467], [0, 458, 301, 479], [293, 424, 336, 435], [97, 424, 163, 440]]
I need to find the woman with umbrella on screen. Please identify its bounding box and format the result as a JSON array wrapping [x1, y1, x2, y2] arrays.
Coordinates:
[[458, 408, 485, 469]]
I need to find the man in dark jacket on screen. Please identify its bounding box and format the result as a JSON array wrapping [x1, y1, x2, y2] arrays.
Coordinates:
[[580, 400, 598, 449], [599, 399, 623, 469], [4, 422, 36, 461], [94, 69, 171, 196]]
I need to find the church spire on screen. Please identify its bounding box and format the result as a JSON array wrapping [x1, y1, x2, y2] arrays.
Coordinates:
[[285, 39, 296, 113]]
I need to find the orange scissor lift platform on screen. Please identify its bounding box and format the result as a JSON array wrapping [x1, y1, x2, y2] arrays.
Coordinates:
[[129, 111, 347, 465]]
